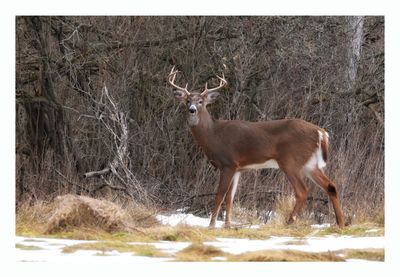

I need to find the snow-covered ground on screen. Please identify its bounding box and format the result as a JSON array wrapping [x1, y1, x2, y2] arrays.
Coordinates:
[[16, 213, 384, 262], [156, 212, 260, 228], [156, 212, 225, 228], [16, 236, 174, 262], [204, 236, 384, 255]]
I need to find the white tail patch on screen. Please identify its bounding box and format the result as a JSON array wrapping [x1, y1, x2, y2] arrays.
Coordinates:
[[304, 131, 326, 173], [318, 130, 324, 143]]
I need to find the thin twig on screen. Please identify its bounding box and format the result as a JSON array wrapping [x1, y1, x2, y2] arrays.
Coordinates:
[[55, 169, 91, 193]]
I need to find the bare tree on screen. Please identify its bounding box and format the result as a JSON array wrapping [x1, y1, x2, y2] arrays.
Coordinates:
[[347, 16, 365, 91], [83, 85, 150, 202]]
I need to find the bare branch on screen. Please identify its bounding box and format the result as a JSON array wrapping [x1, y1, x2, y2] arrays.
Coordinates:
[[83, 167, 111, 178], [81, 84, 150, 201]]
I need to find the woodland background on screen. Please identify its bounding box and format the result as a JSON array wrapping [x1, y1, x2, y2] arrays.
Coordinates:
[[15, 16, 384, 224]]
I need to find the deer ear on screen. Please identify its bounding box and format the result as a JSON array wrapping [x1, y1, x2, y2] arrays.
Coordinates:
[[205, 91, 220, 103], [173, 90, 188, 102]]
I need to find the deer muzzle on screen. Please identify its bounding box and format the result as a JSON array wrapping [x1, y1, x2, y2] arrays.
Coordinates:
[[189, 105, 197, 114]]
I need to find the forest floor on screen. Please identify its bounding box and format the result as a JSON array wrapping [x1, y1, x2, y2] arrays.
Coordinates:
[[16, 212, 384, 262]]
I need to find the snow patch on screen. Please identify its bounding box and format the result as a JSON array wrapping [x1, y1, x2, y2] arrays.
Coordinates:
[[156, 213, 224, 228], [16, 237, 171, 262], [311, 223, 331, 229], [211, 256, 227, 261], [365, 228, 380, 233], [204, 236, 384, 255], [156, 212, 261, 228], [149, 241, 191, 254], [16, 233, 384, 262]]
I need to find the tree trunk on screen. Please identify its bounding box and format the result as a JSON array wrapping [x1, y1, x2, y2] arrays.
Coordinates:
[[347, 16, 364, 91], [19, 17, 79, 173]]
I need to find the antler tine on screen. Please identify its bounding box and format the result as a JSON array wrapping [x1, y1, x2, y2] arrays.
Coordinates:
[[215, 75, 227, 87], [167, 66, 191, 96], [169, 66, 176, 76], [201, 73, 227, 96]]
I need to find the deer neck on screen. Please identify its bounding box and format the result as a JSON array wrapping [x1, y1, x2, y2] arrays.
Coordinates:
[[190, 109, 215, 151]]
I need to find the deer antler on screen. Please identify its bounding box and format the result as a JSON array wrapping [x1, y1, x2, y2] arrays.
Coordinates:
[[200, 73, 227, 96], [168, 66, 191, 96]]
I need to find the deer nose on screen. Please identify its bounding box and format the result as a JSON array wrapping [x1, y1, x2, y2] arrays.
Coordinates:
[[189, 105, 197, 114]]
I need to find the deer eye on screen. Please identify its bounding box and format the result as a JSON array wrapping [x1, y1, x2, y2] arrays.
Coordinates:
[[186, 100, 190, 104]]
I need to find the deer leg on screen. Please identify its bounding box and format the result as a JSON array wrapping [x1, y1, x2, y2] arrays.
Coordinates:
[[308, 169, 345, 228], [284, 171, 309, 224], [209, 168, 235, 228], [224, 172, 241, 228]]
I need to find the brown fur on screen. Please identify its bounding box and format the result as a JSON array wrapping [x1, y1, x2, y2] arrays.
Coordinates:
[[191, 117, 323, 171]]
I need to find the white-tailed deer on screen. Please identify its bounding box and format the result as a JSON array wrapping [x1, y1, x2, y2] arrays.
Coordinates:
[[168, 67, 345, 228]]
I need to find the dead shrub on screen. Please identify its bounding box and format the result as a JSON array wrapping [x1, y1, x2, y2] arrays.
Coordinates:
[[45, 194, 131, 233]]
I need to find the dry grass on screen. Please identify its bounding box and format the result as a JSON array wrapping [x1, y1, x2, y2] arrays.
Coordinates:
[[16, 200, 55, 236], [59, 241, 383, 261], [273, 196, 296, 224], [16, 197, 308, 242], [15, 243, 44, 251], [341, 248, 384, 261], [16, 197, 384, 245], [175, 243, 227, 261], [46, 194, 131, 233], [316, 222, 384, 237], [173, 244, 353, 262], [16, 198, 384, 262], [229, 206, 261, 226], [20, 222, 381, 245], [349, 206, 385, 226], [62, 241, 170, 257], [16, 195, 160, 238], [230, 249, 344, 262]]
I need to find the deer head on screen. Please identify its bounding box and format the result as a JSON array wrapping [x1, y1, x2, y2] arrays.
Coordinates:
[[168, 66, 227, 126]]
